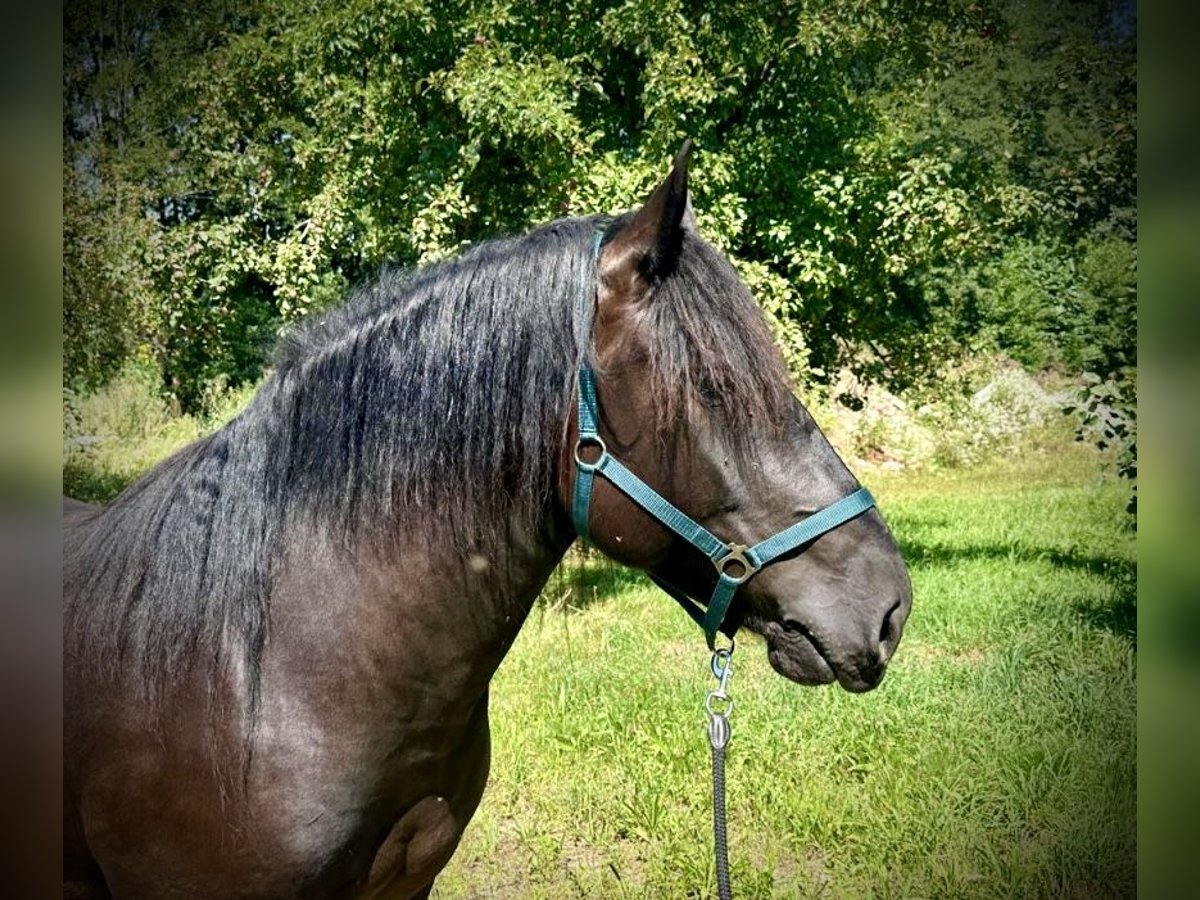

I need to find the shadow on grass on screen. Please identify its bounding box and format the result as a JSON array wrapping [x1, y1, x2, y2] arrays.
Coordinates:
[[899, 538, 1136, 647], [539, 548, 649, 613], [1072, 589, 1137, 648]]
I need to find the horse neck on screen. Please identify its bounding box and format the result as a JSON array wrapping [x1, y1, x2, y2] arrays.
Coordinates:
[[265, 489, 577, 719], [258, 238, 589, 709]]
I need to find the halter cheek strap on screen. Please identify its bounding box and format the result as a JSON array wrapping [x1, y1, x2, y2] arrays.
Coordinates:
[[572, 229, 876, 649]]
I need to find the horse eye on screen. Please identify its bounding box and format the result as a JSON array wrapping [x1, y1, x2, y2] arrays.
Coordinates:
[[697, 382, 723, 407]]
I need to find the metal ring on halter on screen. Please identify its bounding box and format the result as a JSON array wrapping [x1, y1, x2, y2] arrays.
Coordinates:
[[713, 543, 759, 584], [573, 435, 608, 472], [710, 634, 736, 657]]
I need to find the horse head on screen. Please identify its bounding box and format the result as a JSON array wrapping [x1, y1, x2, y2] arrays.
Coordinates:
[[561, 143, 911, 692]]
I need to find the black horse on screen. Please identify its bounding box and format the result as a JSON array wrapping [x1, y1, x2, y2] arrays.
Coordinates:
[[64, 145, 911, 898]]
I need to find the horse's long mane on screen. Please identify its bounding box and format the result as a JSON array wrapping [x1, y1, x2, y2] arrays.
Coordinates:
[[64, 213, 792, 714]]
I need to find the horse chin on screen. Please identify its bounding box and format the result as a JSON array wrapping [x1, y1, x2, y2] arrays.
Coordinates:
[[756, 619, 882, 693], [758, 619, 837, 687]]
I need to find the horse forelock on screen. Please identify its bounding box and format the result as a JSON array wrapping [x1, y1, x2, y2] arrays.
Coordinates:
[[639, 233, 794, 446]]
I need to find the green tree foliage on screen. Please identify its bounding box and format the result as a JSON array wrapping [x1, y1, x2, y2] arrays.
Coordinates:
[[64, 0, 1135, 411]]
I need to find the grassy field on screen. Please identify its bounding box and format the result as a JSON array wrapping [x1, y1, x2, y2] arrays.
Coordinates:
[[433, 442, 1136, 899], [63, 379, 1135, 897]]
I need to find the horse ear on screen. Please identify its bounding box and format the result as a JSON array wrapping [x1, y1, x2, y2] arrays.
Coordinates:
[[600, 139, 694, 293], [682, 191, 697, 231]]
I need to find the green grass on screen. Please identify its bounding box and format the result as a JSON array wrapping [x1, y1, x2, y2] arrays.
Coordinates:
[[434, 443, 1136, 899], [62, 375, 1134, 897]]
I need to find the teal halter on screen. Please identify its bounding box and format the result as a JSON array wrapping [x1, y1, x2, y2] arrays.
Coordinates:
[[571, 230, 876, 648]]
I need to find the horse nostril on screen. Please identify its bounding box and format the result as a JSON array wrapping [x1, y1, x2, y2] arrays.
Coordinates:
[[878, 599, 903, 661]]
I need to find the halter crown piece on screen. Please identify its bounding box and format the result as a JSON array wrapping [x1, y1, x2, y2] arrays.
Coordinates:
[[572, 229, 877, 649]]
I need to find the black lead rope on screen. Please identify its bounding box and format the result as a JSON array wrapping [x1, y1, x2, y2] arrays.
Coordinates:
[[711, 741, 731, 900], [706, 646, 735, 900]]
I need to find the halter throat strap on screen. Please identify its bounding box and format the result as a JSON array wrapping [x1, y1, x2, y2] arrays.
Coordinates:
[[571, 229, 876, 648]]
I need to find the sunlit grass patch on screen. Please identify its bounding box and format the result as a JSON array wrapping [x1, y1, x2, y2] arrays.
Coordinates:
[[436, 448, 1135, 899]]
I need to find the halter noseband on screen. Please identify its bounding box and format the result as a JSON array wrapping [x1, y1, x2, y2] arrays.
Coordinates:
[[572, 229, 876, 648]]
